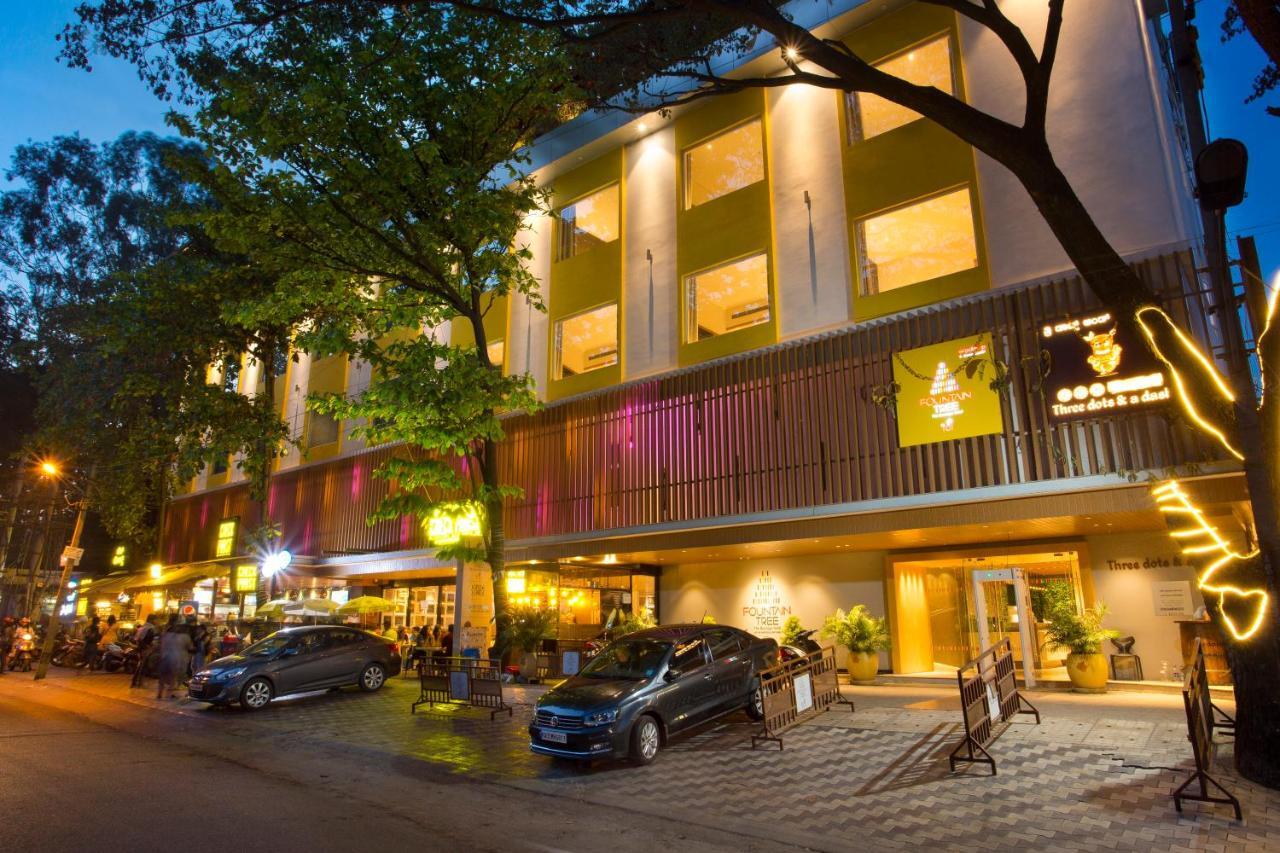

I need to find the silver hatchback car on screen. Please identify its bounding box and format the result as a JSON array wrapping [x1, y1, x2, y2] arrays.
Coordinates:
[[188, 625, 402, 710]]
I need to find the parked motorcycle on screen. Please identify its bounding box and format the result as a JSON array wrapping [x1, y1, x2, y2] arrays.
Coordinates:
[[778, 628, 822, 669], [8, 630, 36, 672], [101, 639, 136, 673], [51, 637, 84, 668]]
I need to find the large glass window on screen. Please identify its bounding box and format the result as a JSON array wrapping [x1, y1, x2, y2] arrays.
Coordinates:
[[848, 35, 955, 142], [854, 188, 978, 295], [555, 184, 620, 260], [554, 303, 618, 379], [684, 119, 765, 208], [684, 253, 771, 342], [307, 411, 340, 448]]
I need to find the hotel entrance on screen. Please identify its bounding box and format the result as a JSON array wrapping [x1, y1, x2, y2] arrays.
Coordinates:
[[889, 547, 1091, 678]]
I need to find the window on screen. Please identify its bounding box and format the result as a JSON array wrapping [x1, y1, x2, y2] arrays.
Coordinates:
[[486, 339, 505, 368], [555, 184, 620, 260], [211, 456, 229, 475], [669, 636, 708, 672], [684, 119, 765, 207], [706, 629, 742, 661], [222, 358, 241, 394], [214, 519, 238, 558], [854, 187, 978, 295], [685, 253, 770, 342], [553, 304, 618, 379], [307, 411, 341, 448], [848, 35, 955, 142], [272, 349, 290, 378]]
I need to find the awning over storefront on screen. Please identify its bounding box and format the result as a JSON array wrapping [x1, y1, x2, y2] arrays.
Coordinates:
[[82, 571, 149, 596]]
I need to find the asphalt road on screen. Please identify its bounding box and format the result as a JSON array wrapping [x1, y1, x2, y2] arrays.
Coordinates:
[[0, 687, 790, 853]]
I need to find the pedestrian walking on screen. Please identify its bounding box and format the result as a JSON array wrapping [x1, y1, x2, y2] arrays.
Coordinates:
[[130, 615, 158, 687], [191, 618, 209, 676], [155, 617, 194, 700], [81, 615, 102, 672]]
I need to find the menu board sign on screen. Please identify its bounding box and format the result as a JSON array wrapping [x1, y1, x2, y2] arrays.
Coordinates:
[[893, 334, 1004, 447], [1041, 312, 1169, 420]]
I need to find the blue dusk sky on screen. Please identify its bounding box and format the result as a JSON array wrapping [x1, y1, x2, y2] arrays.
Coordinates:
[[1, 0, 1277, 283]]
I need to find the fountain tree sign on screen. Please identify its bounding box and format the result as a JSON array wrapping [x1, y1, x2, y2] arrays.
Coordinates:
[[892, 333, 1004, 447], [742, 570, 790, 637]]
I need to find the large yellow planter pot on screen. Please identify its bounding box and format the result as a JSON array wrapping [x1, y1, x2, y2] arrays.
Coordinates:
[[846, 651, 879, 684], [1066, 652, 1109, 693]]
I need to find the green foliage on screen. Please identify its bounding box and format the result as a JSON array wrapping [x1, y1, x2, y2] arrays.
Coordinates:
[[820, 606, 890, 654], [779, 615, 806, 647], [613, 609, 657, 638], [507, 604, 556, 654], [1040, 580, 1119, 655]]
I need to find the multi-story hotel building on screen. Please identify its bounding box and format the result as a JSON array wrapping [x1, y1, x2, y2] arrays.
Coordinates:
[[115, 0, 1251, 681]]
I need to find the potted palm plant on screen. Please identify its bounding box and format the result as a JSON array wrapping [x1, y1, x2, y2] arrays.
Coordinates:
[[821, 606, 889, 684], [508, 605, 556, 681], [780, 615, 806, 648], [1041, 580, 1118, 692]]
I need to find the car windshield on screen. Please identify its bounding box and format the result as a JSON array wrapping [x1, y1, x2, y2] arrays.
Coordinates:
[[579, 639, 670, 680], [242, 634, 293, 657]]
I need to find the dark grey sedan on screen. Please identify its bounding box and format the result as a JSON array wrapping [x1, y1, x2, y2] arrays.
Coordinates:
[[188, 625, 402, 710], [530, 624, 778, 765]]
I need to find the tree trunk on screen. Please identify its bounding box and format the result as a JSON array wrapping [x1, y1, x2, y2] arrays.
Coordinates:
[[481, 433, 510, 654], [1225, 578, 1280, 787]]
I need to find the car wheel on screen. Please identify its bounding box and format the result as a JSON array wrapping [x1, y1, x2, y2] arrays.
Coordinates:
[[359, 662, 386, 692], [629, 715, 661, 766], [745, 679, 764, 721], [240, 677, 274, 711]]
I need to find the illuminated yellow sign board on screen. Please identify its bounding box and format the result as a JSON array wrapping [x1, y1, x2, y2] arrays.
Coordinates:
[[1042, 311, 1169, 420], [214, 519, 238, 558], [893, 334, 1004, 447], [234, 564, 259, 593], [425, 504, 484, 546], [110, 545, 127, 567]]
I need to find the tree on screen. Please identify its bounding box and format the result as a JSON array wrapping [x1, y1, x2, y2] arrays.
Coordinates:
[[1224, 0, 1280, 116], [60, 0, 1280, 784], [0, 132, 290, 556], [148, 5, 570, 650]]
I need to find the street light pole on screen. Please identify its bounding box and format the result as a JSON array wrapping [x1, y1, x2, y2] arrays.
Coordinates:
[[35, 466, 91, 681]]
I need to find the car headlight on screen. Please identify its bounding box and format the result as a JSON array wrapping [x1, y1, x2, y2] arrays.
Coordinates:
[[584, 709, 619, 726], [213, 667, 247, 682]]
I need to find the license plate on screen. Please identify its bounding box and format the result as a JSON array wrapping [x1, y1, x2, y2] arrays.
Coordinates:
[[540, 729, 568, 744]]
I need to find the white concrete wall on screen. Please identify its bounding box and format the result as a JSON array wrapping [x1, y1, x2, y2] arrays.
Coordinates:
[[1086, 531, 1206, 681], [277, 352, 311, 470], [961, 0, 1196, 287], [623, 126, 679, 378], [766, 80, 852, 338], [660, 552, 888, 670]]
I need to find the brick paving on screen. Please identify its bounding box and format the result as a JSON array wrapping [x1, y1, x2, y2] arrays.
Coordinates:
[[18, 668, 1280, 852]]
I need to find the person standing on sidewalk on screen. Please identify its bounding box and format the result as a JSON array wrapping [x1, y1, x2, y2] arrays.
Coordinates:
[[155, 618, 193, 700], [190, 618, 209, 677], [130, 615, 158, 687], [81, 616, 102, 672]]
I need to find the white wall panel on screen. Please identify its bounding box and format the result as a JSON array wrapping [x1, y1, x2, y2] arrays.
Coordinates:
[[509, 209, 552, 397], [623, 126, 679, 378]]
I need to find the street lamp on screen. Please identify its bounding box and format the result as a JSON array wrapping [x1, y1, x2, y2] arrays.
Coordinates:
[[260, 550, 291, 600], [39, 461, 59, 477], [149, 562, 163, 579]]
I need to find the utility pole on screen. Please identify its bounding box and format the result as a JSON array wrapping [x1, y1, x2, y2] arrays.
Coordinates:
[[24, 489, 58, 619], [34, 471, 90, 681]]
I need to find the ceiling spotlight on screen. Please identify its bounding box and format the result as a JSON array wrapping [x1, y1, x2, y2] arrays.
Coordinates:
[[784, 46, 800, 61]]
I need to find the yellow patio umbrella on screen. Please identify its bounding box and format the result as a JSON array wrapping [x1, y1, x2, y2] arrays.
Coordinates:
[[283, 597, 340, 617], [255, 599, 290, 618], [337, 595, 396, 616]]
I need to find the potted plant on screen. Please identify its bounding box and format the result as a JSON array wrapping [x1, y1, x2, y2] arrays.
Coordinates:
[[821, 606, 889, 684], [508, 605, 556, 681], [779, 615, 806, 648], [1041, 580, 1118, 692], [612, 609, 656, 639]]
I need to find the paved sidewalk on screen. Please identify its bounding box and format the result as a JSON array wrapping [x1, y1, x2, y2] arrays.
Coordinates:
[[6, 668, 1275, 852]]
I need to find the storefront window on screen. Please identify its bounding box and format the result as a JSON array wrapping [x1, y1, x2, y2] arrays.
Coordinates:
[[854, 187, 978, 295], [306, 411, 340, 448], [553, 303, 618, 379], [555, 184, 620, 260], [684, 119, 765, 208], [684, 253, 771, 342], [848, 35, 955, 142]]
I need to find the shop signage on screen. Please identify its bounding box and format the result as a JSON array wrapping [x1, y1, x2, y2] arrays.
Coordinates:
[[426, 503, 484, 546], [793, 672, 814, 713], [234, 564, 259, 593], [742, 570, 790, 637], [1152, 580, 1195, 616], [1040, 311, 1169, 420], [893, 334, 1004, 447], [179, 600, 199, 617]]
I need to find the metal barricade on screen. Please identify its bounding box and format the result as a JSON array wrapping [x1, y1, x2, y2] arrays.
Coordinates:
[[411, 656, 511, 719], [1172, 638, 1241, 819], [948, 638, 1040, 775], [752, 646, 853, 750]]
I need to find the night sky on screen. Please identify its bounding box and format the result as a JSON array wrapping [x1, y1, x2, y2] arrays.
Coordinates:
[[2, 0, 1276, 283]]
